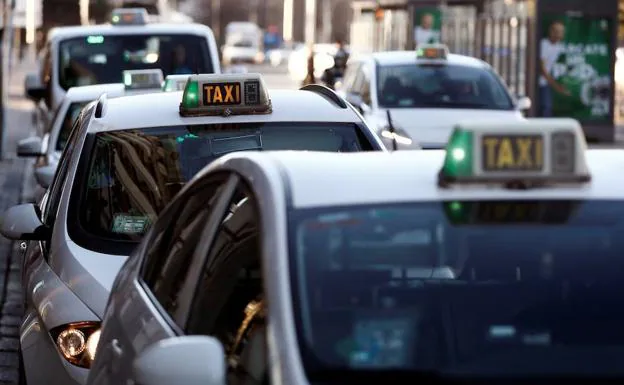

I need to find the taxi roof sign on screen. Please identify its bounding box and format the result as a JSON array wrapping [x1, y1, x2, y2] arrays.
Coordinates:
[[416, 43, 449, 60], [162, 74, 190, 92], [111, 8, 148, 25], [123, 69, 164, 90], [179, 73, 272, 117], [438, 118, 591, 187]]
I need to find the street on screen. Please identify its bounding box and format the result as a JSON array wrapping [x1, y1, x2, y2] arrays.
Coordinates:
[[0, 53, 36, 384]]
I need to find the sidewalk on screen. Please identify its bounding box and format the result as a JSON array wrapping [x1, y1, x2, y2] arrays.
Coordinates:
[[0, 53, 39, 383]]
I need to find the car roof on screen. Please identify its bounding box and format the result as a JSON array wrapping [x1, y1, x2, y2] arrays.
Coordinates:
[[359, 50, 486, 68], [215, 149, 624, 209], [65, 83, 127, 102], [47, 23, 215, 42], [90, 89, 364, 131]]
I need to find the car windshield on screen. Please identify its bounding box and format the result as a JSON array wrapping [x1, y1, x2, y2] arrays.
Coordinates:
[[377, 64, 513, 110], [289, 200, 624, 379], [58, 34, 212, 90], [71, 122, 374, 253], [56, 102, 87, 151]]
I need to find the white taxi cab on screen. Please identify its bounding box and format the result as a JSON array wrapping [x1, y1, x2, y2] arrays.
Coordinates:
[[87, 118, 624, 384], [18, 69, 166, 203], [338, 44, 531, 149], [25, 7, 220, 131], [0, 73, 383, 385]]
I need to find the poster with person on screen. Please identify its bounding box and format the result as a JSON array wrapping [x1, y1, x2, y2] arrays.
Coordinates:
[[538, 14, 612, 120], [414, 8, 442, 47]]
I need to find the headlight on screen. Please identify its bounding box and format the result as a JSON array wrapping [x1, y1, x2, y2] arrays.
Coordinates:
[[51, 322, 101, 368]]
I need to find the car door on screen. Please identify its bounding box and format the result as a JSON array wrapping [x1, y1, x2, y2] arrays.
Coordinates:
[[22, 106, 91, 288], [88, 173, 238, 385], [182, 179, 268, 385]]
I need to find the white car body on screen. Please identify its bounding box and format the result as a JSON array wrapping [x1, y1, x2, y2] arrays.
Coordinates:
[[86, 147, 624, 384], [1, 82, 384, 385], [337, 51, 531, 149]]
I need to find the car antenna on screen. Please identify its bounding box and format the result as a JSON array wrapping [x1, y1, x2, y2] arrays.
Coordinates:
[[386, 109, 398, 151]]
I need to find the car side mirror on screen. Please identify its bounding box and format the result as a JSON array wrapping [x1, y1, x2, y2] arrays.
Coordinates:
[[0, 203, 49, 241], [16, 136, 43, 157], [25, 73, 46, 102], [34, 165, 55, 189], [516, 96, 531, 111], [133, 336, 226, 385]]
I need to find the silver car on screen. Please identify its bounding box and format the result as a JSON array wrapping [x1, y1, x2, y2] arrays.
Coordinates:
[[0, 72, 384, 385]]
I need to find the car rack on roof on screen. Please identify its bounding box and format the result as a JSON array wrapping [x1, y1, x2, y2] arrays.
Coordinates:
[[299, 84, 348, 109]]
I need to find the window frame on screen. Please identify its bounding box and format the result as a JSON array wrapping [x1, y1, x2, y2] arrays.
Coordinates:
[[139, 172, 239, 330], [181, 177, 267, 379], [42, 102, 92, 229]]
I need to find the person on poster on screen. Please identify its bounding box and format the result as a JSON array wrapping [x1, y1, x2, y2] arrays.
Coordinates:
[[414, 13, 440, 47], [539, 20, 570, 116]]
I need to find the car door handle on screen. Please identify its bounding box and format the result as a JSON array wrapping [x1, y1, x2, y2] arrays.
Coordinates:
[[110, 338, 123, 357]]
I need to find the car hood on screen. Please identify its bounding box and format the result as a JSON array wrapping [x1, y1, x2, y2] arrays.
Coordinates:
[[383, 108, 525, 148], [55, 238, 129, 318]]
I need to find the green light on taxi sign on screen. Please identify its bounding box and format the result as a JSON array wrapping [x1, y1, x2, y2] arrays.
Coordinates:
[[441, 129, 473, 179], [438, 118, 591, 187], [110, 8, 148, 25], [416, 43, 449, 60], [179, 73, 272, 117], [181, 80, 200, 109]]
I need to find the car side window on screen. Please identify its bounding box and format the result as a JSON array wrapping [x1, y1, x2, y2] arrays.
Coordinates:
[[185, 181, 266, 385], [42, 104, 91, 228], [141, 175, 231, 322]]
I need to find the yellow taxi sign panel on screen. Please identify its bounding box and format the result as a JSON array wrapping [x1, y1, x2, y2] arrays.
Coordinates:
[[416, 43, 449, 60], [111, 8, 148, 25], [162, 74, 190, 92], [440, 118, 591, 185], [123, 69, 164, 90], [180, 73, 272, 117]]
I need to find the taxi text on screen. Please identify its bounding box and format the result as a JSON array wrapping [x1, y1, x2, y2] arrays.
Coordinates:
[[203, 82, 241, 105], [482, 135, 543, 171]]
